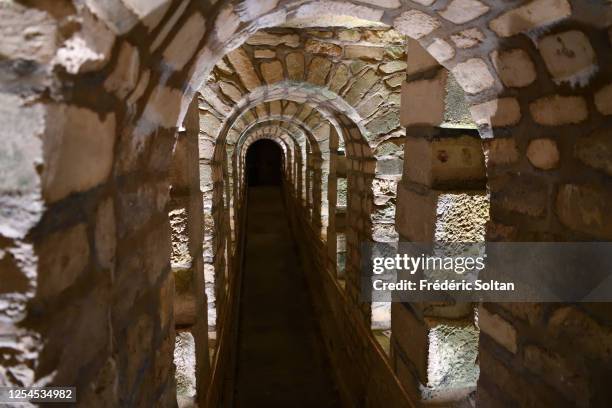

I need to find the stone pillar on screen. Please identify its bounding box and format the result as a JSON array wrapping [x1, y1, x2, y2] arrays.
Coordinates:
[[392, 39, 487, 405], [169, 97, 211, 404]]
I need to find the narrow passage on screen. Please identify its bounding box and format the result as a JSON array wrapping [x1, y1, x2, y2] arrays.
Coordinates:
[[233, 184, 341, 407]]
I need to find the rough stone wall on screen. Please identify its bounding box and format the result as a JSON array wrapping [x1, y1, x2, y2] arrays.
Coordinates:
[[2, 1, 612, 407]]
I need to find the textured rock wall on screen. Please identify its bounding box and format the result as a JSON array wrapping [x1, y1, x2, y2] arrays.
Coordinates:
[[1, 0, 611, 407]]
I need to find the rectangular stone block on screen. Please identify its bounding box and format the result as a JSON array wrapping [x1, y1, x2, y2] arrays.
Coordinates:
[[400, 69, 447, 126]]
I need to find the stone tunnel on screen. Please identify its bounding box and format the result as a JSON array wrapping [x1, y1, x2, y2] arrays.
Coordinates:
[[2, 0, 612, 407]]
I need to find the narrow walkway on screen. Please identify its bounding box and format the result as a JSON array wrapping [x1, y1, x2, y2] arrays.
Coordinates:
[[234, 186, 341, 407]]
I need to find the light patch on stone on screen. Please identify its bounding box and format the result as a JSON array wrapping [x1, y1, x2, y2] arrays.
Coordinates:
[[394, 10, 440, 39], [427, 38, 455, 62], [43, 106, 116, 203], [236, 0, 280, 21], [219, 82, 243, 103], [104, 42, 140, 98], [260, 60, 285, 84], [149, 0, 190, 51], [174, 331, 196, 398], [286, 53, 305, 80], [162, 13, 206, 71], [254, 49, 275, 58], [54, 10, 116, 74], [491, 49, 536, 88], [529, 95, 587, 126], [479, 306, 517, 353], [538, 30, 597, 87], [438, 0, 489, 25], [0, 2, 58, 63], [246, 32, 300, 47], [527, 138, 559, 170], [356, 0, 401, 8], [379, 61, 407, 74], [469, 98, 521, 128], [227, 48, 262, 91], [450, 28, 484, 49], [295, 1, 384, 23], [594, 83, 612, 116], [215, 6, 241, 44], [136, 85, 182, 140], [451, 58, 495, 94], [489, 0, 572, 38], [0, 94, 45, 239], [122, 0, 171, 30]]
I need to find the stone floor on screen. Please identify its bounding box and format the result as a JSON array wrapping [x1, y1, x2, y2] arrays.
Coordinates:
[[234, 186, 341, 407]]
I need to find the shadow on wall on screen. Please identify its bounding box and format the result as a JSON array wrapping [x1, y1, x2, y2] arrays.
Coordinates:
[[246, 139, 283, 186]]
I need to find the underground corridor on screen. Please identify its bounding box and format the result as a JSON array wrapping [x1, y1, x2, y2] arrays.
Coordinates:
[[2, 1, 612, 408], [233, 140, 340, 406]]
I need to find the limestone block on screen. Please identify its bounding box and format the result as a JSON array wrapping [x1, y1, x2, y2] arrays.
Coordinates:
[[435, 192, 489, 242], [329, 64, 350, 93], [478, 306, 517, 353], [450, 28, 484, 49], [392, 303, 479, 389], [0, 2, 57, 63], [284, 52, 304, 81], [42, 106, 116, 203], [400, 70, 446, 126], [548, 306, 612, 360], [141, 85, 182, 129], [379, 61, 407, 74], [344, 69, 378, 105], [218, 82, 241, 103], [254, 49, 275, 58], [356, 0, 401, 7], [367, 111, 400, 136], [246, 32, 300, 47], [394, 10, 440, 39], [385, 73, 404, 88], [451, 58, 495, 94], [483, 138, 519, 166], [438, 0, 489, 24], [162, 13, 206, 71], [523, 345, 589, 404], [406, 38, 438, 76], [469, 98, 521, 127], [426, 39, 455, 63], [54, 9, 116, 74], [538, 30, 596, 84], [104, 42, 140, 98], [150, 0, 191, 51], [305, 39, 342, 57], [344, 45, 384, 61], [38, 224, 90, 298], [403, 135, 486, 188], [338, 30, 361, 42], [122, 0, 171, 30], [529, 95, 587, 125], [594, 83, 612, 115], [490, 173, 547, 217], [227, 48, 262, 91], [260, 60, 284, 84], [489, 0, 572, 38], [491, 49, 537, 88], [526, 138, 559, 170], [307, 57, 332, 86], [556, 184, 612, 239], [575, 128, 612, 176]]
